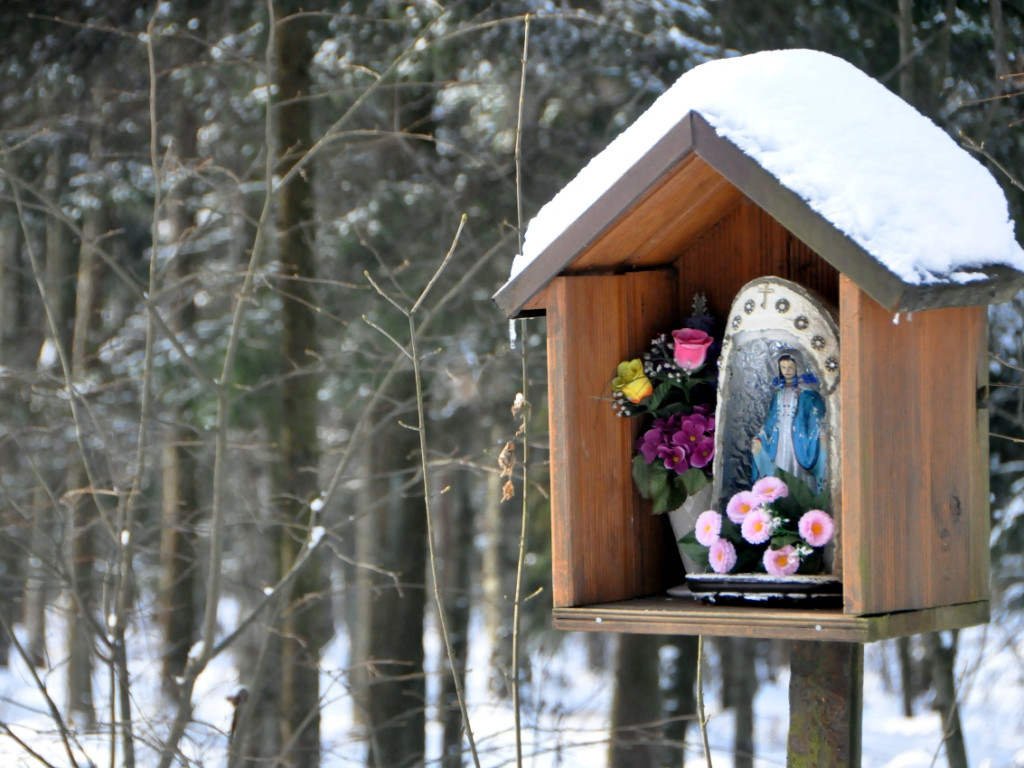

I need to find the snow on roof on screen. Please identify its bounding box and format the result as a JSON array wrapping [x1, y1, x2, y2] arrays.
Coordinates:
[[509, 49, 1024, 286]]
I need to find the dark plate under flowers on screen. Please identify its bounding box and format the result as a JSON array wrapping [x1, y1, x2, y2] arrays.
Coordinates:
[[681, 573, 842, 608]]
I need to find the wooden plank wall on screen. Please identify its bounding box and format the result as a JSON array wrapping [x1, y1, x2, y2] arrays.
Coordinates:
[[676, 198, 838, 319], [840, 276, 989, 614], [547, 271, 682, 607]]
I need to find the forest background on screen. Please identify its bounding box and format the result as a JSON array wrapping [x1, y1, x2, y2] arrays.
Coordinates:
[[0, 1, 1022, 767]]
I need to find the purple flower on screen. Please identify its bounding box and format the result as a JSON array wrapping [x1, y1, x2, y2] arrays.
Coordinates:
[[661, 444, 690, 474], [675, 418, 703, 447], [637, 429, 664, 464], [689, 435, 715, 468]]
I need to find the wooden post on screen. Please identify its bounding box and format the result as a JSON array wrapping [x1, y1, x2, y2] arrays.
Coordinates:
[[787, 641, 863, 767]]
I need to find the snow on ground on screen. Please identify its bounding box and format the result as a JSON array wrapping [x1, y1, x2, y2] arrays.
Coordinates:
[[1, 602, 1023, 766]]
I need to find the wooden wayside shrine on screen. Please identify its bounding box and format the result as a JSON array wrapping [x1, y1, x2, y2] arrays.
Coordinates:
[[494, 50, 1024, 766], [494, 108, 1023, 644]]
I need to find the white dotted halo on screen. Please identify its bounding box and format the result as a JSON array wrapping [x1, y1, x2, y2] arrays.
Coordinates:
[[720, 277, 840, 395]]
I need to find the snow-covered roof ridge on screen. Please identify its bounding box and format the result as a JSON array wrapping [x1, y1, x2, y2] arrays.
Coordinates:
[[509, 48, 1024, 288]]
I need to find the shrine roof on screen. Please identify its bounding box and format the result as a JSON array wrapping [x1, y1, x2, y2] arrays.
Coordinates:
[[495, 49, 1024, 316]]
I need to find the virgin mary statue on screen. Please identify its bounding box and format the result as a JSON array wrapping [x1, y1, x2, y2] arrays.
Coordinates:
[[750, 353, 827, 494]]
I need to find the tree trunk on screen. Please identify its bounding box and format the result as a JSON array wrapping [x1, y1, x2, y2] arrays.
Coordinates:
[[355, 372, 427, 768], [23, 486, 52, 668], [65, 466, 97, 728], [439, 469, 473, 768], [0, 212, 22, 364], [481, 423, 519, 698], [787, 642, 863, 768], [924, 632, 968, 768], [731, 637, 757, 768], [0, 494, 20, 667], [0, 212, 25, 668], [66, 216, 104, 723], [608, 634, 662, 768], [44, 149, 76, 359], [156, 72, 203, 694], [898, 636, 914, 717], [990, 0, 1008, 86], [158, 436, 201, 688], [480, 428, 508, 697], [46, 142, 97, 728], [662, 635, 698, 765], [897, 0, 916, 106], [234, 470, 284, 766], [274, 5, 330, 766]]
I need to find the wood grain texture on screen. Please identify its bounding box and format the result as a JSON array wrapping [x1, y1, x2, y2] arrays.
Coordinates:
[[547, 271, 680, 607], [840, 276, 989, 615], [551, 598, 989, 642], [570, 154, 741, 272], [675, 198, 839, 321]]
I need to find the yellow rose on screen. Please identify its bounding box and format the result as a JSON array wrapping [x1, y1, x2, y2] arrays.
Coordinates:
[[612, 359, 653, 404]]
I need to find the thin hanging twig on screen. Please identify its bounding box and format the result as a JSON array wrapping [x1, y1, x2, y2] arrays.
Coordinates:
[[696, 635, 713, 767], [510, 16, 531, 768]]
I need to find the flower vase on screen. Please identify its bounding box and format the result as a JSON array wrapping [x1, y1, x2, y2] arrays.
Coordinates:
[[666, 483, 714, 574]]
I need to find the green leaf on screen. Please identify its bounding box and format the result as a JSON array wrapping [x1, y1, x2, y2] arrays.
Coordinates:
[[777, 469, 815, 511], [652, 482, 674, 514], [799, 549, 825, 574], [771, 532, 800, 547], [632, 455, 667, 499], [681, 467, 710, 495], [679, 532, 710, 569], [646, 381, 674, 412], [653, 475, 687, 513], [720, 517, 742, 540], [811, 487, 830, 511], [735, 545, 765, 573]]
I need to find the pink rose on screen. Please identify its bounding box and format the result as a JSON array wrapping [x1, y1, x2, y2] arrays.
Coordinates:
[[671, 328, 713, 372]]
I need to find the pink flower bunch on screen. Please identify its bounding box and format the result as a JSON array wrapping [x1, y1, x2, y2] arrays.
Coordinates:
[[682, 475, 834, 576]]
